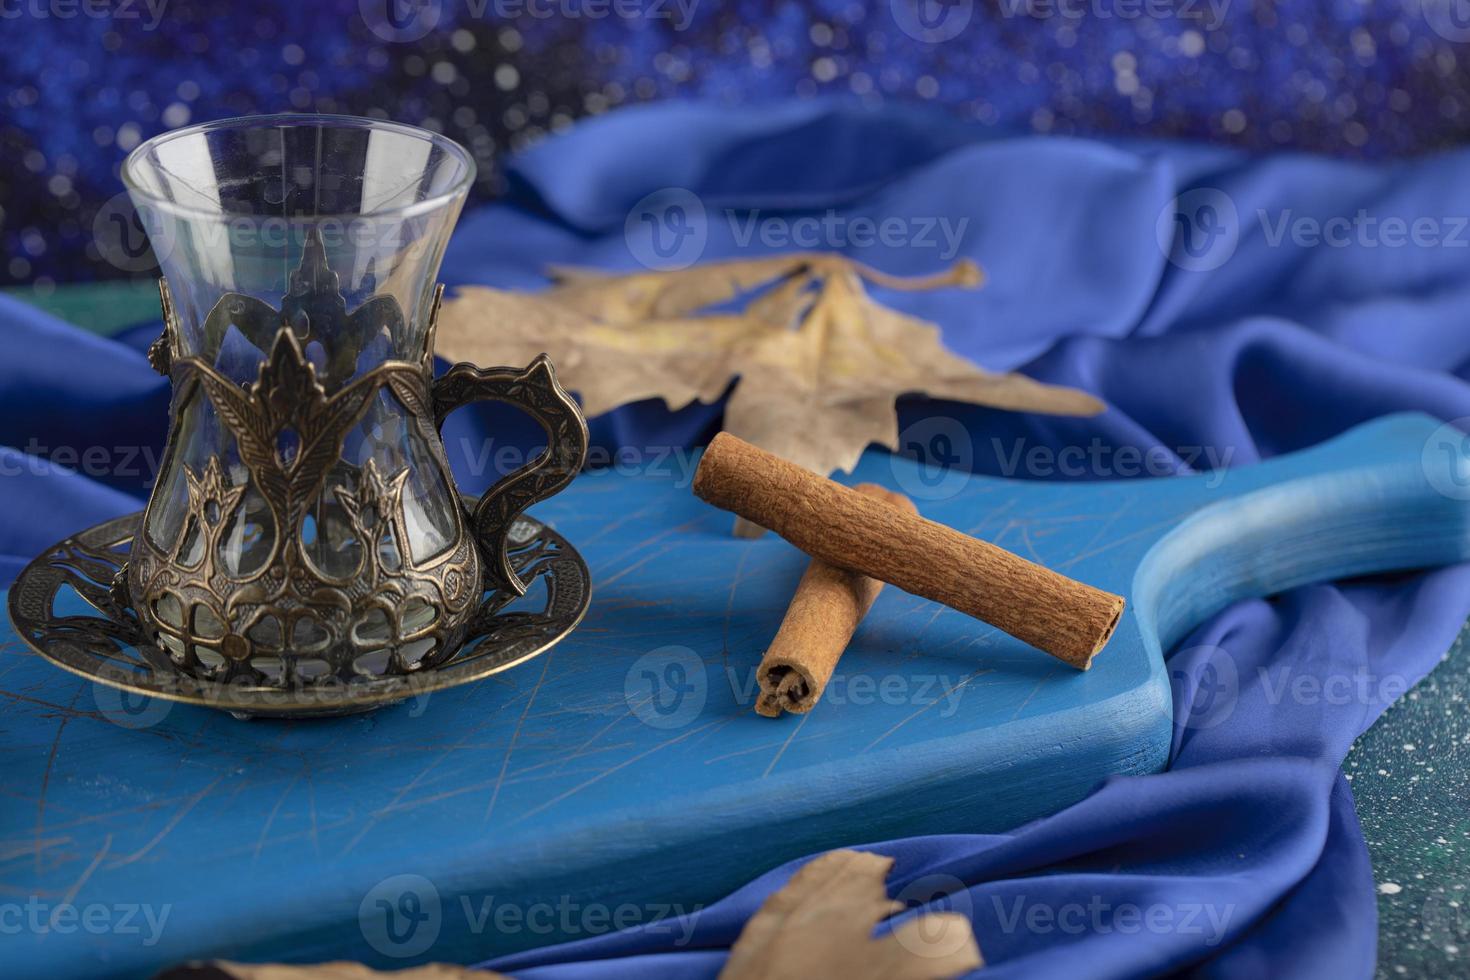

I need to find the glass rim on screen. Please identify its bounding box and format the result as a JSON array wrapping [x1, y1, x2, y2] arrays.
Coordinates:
[[122, 112, 478, 222]]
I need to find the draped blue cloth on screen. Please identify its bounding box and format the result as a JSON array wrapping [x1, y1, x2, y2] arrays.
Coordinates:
[[6, 101, 1470, 977]]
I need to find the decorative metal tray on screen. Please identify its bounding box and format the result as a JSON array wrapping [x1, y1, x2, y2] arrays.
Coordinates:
[[7, 510, 590, 718]]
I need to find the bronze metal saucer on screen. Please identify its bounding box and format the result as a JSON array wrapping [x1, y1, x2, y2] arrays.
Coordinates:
[[7, 510, 590, 719]]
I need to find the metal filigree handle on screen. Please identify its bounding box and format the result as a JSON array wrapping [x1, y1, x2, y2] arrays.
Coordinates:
[[433, 354, 589, 597]]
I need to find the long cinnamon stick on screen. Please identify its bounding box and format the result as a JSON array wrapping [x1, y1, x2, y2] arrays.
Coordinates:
[[756, 483, 917, 717], [693, 433, 1124, 670]]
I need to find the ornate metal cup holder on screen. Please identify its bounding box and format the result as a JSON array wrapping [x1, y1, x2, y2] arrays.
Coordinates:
[[7, 508, 590, 719]]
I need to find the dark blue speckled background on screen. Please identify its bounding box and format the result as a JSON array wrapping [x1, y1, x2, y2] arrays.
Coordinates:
[[6, 1, 1470, 286]]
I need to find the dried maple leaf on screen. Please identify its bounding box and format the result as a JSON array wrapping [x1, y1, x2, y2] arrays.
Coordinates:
[[719, 849, 983, 979], [436, 254, 1103, 483]]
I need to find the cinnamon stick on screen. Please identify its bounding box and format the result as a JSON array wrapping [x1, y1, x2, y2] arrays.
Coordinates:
[[756, 483, 917, 717], [693, 433, 1124, 670]]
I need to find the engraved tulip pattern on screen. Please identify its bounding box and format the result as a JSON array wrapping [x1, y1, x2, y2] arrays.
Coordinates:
[[132, 308, 482, 686]]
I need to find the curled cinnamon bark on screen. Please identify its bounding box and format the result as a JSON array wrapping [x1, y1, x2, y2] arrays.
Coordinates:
[[693, 433, 1125, 670], [755, 484, 917, 717]]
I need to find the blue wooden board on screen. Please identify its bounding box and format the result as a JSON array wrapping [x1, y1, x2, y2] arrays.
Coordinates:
[[3, 412, 1469, 977]]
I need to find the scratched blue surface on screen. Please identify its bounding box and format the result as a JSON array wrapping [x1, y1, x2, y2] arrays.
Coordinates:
[[3, 412, 1469, 977]]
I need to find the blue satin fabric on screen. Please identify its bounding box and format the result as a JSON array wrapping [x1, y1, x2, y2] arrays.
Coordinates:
[[6, 101, 1470, 977]]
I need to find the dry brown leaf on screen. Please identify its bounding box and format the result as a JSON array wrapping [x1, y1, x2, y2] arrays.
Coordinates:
[[155, 962, 502, 979], [718, 849, 983, 980], [436, 253, 1103, 483]]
